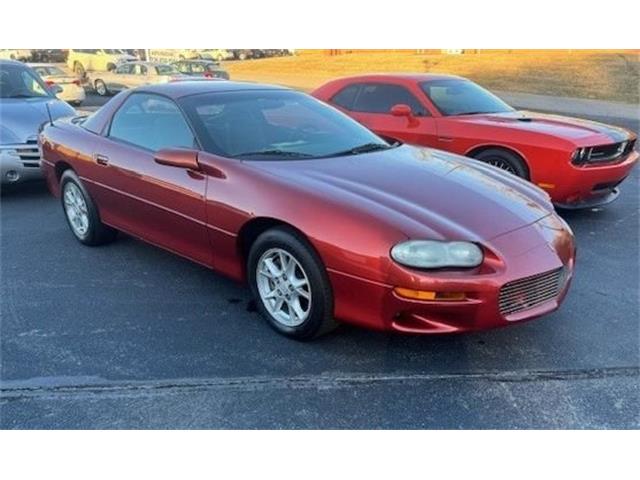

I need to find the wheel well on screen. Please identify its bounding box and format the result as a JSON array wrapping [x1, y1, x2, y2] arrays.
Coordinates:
[[237, 217, 310, 260], [55, 161, 73, 181], [466, 145, 530, 178]]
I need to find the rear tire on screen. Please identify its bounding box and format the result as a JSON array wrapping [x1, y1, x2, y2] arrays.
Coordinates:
[[60, 170, 117, 246], [248, 227, 338, 340], [472, 148, 529, 179]]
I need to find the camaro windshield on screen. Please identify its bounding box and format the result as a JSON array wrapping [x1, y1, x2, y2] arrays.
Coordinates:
[[420, 79, 513, 116], [0, 64, 52, 99], [179, 90, 391, 159]]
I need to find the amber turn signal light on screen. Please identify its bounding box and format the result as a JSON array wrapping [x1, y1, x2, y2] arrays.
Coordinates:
[[393, 288, 466, 301]]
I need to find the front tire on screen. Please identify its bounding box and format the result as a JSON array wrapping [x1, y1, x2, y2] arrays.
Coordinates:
[[472, 148, 529, 179], [60, 170, 117, 246], [248, 227, 337, 340]]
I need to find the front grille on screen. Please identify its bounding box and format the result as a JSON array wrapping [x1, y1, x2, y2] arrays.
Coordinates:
[[16, 140, 41, 166], [499, 268, 564, 316]]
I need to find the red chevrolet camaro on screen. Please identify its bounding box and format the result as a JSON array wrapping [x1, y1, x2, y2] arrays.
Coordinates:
[[40, 81, 575, 339], [313, 74, 638, 209]]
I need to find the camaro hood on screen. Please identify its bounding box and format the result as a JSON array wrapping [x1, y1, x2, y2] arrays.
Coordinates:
[[0, 97, 75, 144], [456, 110, 632, 145], [251, 145, 554, 242]]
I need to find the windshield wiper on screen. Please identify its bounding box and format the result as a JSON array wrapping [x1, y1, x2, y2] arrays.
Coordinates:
[[234, 149, 314, 158], [326, 142, 392, 158]]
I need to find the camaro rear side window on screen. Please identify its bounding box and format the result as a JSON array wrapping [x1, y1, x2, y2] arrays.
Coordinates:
[[109, 93, 196, 152]]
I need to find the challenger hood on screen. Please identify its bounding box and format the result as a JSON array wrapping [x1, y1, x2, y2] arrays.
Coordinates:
[[456, 110, 632, 145], [253, 145, 554, 242], [0, 97, 75, 144]]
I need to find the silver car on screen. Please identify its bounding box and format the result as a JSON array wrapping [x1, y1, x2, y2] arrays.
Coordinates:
[[0, 60, 75, 185], [90, 61, 186, 96]]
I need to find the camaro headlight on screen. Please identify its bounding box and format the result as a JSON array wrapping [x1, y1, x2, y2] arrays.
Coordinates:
[[391, 240, 483, 269]]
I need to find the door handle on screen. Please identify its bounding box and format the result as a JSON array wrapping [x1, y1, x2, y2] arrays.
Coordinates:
[[438, 137, 454, 143], [94, 154, 109, 166]]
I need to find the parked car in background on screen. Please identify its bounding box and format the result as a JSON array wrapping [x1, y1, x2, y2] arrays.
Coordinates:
[[30, 49, 68, 63], [67, 49, 137, 77], [0, 49, 32, 62], [196, 49, 232, 61], [90, 61, 186, 96], [172, 59, 229, 79], [30, 63, 85, 106], [0, 60, 75, 185], [313, 74, 639, 209], [39, 81, 574, 339], [148, 49, 226, 63]]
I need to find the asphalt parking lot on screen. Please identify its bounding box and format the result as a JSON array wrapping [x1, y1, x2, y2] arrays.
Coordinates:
[[1, 92, 638, 428]]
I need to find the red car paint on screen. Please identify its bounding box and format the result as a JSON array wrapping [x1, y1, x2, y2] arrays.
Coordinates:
[[40, 82, 575, 334], [312, 74, 638, 208]]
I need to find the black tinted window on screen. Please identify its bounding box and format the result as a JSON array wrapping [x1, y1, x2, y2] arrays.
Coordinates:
[[331, 85, 359, 110], [109, 93, 195, 151], [353, 84, 427, 116]]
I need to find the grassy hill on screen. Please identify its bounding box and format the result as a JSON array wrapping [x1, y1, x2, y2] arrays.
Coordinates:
[[226, 50, 639, 103]]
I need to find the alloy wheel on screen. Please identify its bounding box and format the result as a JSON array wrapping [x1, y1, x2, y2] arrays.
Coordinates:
[[485, 157, 517, 174], [256, 248, 312, 327], [63, 182, 89, 237]]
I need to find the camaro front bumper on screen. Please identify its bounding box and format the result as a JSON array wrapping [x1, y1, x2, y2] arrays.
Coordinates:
[[1, 148, 43, 185], [326, 216, 576, 334]]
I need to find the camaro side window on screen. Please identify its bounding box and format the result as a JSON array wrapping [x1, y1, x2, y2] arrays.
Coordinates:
[[352, 84, 427, 116], [109, 93, 195, 152]]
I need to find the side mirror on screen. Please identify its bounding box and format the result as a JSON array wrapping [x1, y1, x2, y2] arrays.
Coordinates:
[[154, 148, 199, 170], [390, 104, 413, 117]]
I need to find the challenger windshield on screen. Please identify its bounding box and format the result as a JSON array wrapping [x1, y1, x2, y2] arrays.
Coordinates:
[[421, 79, 513, 116], [180, 90, 392, 159]]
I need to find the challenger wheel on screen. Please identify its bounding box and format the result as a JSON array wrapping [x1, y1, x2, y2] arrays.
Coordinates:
[[248, 227, 337, 340], [473, 148, 529, 179], [60, 170, 117, 246], [94, 79, 108, 96]]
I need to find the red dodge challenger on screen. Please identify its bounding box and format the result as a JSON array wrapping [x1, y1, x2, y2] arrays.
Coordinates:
[[40, 81, 575, 339], [312, 74, 638, 209]]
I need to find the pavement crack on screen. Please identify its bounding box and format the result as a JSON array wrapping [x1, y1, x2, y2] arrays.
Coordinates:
[[1, 366, 638, 402]]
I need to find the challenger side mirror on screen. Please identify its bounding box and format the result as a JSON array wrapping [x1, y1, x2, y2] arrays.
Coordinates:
[[154, 148, 199, 170], [390, 103, 420, 127], [390, 104, 413, 118]]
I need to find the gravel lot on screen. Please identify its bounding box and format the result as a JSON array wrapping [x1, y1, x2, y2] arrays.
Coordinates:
[[1, 93, 638, 428]]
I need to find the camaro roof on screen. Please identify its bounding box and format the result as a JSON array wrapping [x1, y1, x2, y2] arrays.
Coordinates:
[[139, 81, 290, 99]]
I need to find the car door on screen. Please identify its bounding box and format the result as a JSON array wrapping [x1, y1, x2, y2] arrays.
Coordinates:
[[109, 63, 133, 91], [331, 82, 439, 147], [90, 92, 212, 266], [127, 63, 149, 88]]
